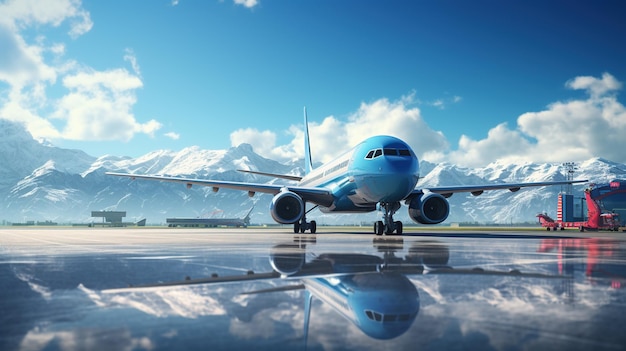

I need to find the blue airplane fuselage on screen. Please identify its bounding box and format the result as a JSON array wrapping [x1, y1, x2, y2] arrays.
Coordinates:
[[299, 135, 420, 212], [305, 272, 420, 339]]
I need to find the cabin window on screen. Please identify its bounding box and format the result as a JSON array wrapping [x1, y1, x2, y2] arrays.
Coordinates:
[[383, 148, 398, 156], [399, 149, 412, 156]]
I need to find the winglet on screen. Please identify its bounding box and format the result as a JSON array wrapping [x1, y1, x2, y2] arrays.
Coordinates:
[[303, 107, 313, 175]]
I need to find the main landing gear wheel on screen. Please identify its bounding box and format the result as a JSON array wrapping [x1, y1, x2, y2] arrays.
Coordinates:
[[375, 221, 384, 235], [374, 202, 403, 235], [294, 220, 317, 234], [294, 205, 317, 234]]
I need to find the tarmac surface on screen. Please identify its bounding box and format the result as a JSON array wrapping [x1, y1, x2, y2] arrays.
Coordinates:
[[2, 226, 626, 351]]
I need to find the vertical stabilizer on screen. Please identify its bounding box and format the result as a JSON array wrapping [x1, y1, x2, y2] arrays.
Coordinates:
[[304, 107, 313, 175], [303, 290, 313, 350], [243, 206, 254, 226]]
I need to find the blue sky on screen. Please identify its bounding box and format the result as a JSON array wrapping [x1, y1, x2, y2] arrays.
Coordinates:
[[1, 0, 625, 167]]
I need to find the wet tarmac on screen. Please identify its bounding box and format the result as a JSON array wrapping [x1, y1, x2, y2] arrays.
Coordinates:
[[2, 227, 626, 351]]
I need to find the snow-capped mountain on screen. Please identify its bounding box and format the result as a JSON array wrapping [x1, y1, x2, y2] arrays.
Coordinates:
[[0, 120, 95, 188], [1, 119, 625, 225]]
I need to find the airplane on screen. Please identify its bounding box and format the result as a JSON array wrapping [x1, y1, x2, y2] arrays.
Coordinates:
[[166, 206, 254, 228], [107, 108, 588, 235]]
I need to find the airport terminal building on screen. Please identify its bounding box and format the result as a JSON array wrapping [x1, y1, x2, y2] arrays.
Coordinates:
[[562, 179, 626, 225], [592, 180, 626, 224]]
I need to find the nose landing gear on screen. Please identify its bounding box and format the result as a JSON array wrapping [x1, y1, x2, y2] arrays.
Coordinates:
[[374, 202, 403, 235]]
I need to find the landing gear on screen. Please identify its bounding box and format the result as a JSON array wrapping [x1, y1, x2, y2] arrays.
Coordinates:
[[374, 202, 403, 236], [294, 220, 317, 234], [293, 204, 318, 234]]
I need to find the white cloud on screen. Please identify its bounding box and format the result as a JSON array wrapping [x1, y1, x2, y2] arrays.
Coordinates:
[[233, 0, 259, 8], [417, 93, 462, 110], [1, 92, 61, 138], [1, 0, 90, 31], [62, 69, 143, 92], [344, 96, 449, 160], [165, 131, 180, 140], [230, 127, 278, 156], [124, 48, 141, 77], [230, 74, 625, 169], [0, 22, 56, 89], [0, 0, 162, 144], [566, 72, 622, 98], [446, 123, 533, 167], [230, 95, 449, 164], [52, 68, 161, 141], [67, 8, 93, 38], [0, 0, 93, 41], [445, 73, 626, 167], [134, 119, 162, 138]]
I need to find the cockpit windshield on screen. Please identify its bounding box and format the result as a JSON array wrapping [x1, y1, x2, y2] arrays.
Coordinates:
[[364, 309, 416, 323], [365, 148, 413, 159]]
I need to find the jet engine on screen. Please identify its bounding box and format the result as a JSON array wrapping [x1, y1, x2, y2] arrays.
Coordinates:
[[270, 190, 304, 224], [269, 244, 305, 276], [408, 193, 450, 224]]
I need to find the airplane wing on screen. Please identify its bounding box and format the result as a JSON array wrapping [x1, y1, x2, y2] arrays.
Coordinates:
[[103, 271, 282, 293], [412, 179, 588, 198], [102, 263, 342, 293], [105, 172, 334, 206], [237, 169, 303, 182], [102, 264, 565, 293]]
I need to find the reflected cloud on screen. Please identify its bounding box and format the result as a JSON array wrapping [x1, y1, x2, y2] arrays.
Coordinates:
[[13, 269, 52, 300], [82, 284, 226, 319], [19, 328, 153, 351]]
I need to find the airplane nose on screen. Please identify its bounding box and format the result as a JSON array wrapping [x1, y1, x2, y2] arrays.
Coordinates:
[[360, 173, 418, 202], [385, 157, 418, 173], [356, 155, 420, 202]]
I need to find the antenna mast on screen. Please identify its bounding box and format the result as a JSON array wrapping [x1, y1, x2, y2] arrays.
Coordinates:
[[562, 162, 578, 195]]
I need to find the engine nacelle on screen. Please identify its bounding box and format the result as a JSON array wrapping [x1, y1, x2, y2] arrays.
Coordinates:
[[269, 244, 305, 276], [408, 193, 450, 224], [270, 190, 304, 224]]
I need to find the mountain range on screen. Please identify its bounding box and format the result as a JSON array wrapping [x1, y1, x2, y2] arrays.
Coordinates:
[[2, 119, 625, 226]]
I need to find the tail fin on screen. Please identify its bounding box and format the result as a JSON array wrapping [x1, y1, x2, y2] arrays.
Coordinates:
[[303, 107, 313, 175], [243, 206, 254, 226], [243, 206, 254, 221]]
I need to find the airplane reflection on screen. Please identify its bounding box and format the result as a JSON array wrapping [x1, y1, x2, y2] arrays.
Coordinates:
[[266, 240, 424, 340], [103, 237, 565, 343]]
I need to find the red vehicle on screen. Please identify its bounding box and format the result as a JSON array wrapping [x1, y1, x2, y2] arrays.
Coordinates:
[[537, 188, 622, 232]]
